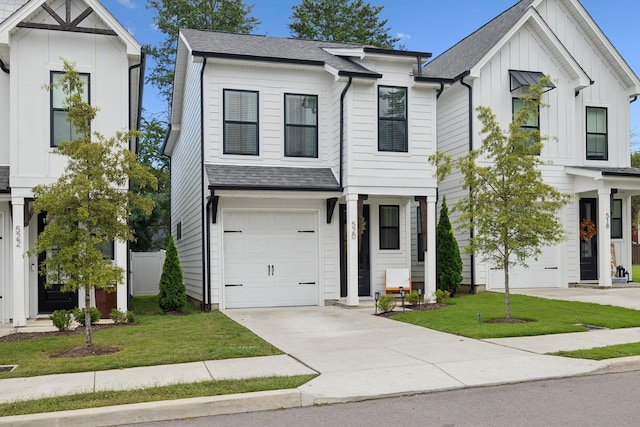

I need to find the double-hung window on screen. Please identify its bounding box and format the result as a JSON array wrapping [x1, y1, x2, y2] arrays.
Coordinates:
[[379, 205, 400, 250], [378, 86, 407, 152], [51, 71, 89, 147], [586, 107, 607, 160], [512, 97, 540, 154], [611, 199, 622, 239], [224, 89, 259, 155], [285, 94, 318, 157]]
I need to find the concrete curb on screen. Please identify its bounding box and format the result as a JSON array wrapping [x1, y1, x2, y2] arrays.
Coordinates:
[[603, 355, 640, 373], [0, 389, 303, 427]]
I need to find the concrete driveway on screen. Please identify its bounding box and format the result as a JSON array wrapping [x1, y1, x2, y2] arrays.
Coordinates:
[[224, 305, 605, 404]]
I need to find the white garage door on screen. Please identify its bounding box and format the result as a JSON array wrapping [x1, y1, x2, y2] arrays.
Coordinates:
[[488, 245, 561, 289], [223, 211, 318, 308]]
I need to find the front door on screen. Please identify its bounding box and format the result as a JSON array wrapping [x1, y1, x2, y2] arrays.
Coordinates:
[[340, 204, 371, 297], [579, 198, 598, 281], [37, 214, 77, 313]]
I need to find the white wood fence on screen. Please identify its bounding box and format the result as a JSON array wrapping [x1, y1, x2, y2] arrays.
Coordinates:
[[130, 251, 165, 296]]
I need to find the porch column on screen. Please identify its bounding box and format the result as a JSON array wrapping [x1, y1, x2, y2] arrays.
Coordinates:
[[425, 196, 437, 302], [11, 198, 26, 326], [346, 193, 359, 306], [597, 189, 612, 288]]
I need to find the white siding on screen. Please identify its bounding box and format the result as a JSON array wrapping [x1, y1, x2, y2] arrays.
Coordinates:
[[0, 68, 8, 164]]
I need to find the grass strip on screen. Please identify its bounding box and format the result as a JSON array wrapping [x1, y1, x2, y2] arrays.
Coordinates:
[[550, 343, 640, 360], [392, 292, 640, 339], [0, 374, 316, 417]]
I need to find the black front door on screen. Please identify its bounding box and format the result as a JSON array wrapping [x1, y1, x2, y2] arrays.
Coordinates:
[[579, 198, 598, 281], [38, 214, 77, 313], [340, 204, 371, 297]]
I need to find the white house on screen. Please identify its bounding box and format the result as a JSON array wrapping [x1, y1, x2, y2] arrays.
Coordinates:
[[422, 0, 640, 290], [164, 30, 440, 309], [0, 0, 145, 326]]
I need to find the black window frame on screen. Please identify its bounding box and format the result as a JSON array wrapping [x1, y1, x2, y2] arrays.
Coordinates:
[[586, 106, 608, 161], [50, 70, 90, 148], [611, 198, 622, 239], [378, 86, 408, 152], [176, 221, 182, 241], [416, 206, 424, 262], [284, 93, 318, 158], [379, 205, 400, 250], [223, 89, 259, 156], [512, 97, 540, 154]]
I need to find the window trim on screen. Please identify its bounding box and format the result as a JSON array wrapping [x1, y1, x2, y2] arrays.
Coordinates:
[[223, 89, 259, 156], [50, 70, 90, 147], [284, 93, 318, 158], [611, 198, 622, 239], [378, 85, 408, 153], [586, 106, 608, 161], [379, 205, 400, 250]]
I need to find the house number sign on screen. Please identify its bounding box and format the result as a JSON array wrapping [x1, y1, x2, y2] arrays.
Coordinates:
[[351, 221, 357, 240], [15, 225, 21, 248]]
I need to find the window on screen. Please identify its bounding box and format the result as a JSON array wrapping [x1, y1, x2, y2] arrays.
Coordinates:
[[224, 89, 258, 155], [416, 206, 424, 262], [285, 94, 318, 157], [51, 71, 89, 147], [379, 205, 400, 250], [611, 199, 622, 239], [176, 221, 182, 240], [586, 107, 608, 160], [512, 98, 540, 154], [100, 240, 115, 260], [378, 86, 407, 152]]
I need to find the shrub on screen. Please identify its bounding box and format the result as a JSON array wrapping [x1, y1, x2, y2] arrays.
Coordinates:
[[434, 289, 451, 304], [109, 308, 128, 324], [436, 197, 463, 296], [158, 236, 188, 312], [49, 310, 73, 331], [376, 294, 397, 313], [73, 307, 101, 326], [126, 311, 135, 323], [405, 290, 422, 305]]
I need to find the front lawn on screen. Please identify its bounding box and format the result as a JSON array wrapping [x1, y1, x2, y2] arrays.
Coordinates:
[[0, 297, 281, 379], [392, 292, 640, 339]]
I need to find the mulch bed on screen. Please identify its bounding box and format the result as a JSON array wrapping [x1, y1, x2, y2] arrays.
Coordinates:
[[375, 302, 448, 318], [485, 317, 528, 324]]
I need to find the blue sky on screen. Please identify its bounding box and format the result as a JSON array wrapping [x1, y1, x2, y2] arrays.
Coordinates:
[[105, 0, 640, 144]]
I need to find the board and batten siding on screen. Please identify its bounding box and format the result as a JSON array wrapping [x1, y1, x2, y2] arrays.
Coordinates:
[[171, 59, 205, 301]]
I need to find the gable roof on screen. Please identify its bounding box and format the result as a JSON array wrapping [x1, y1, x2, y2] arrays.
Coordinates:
[[0, 0, 28, 22]]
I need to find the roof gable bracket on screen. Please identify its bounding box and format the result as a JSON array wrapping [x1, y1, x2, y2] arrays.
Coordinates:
[[17, 0, 117, 36]]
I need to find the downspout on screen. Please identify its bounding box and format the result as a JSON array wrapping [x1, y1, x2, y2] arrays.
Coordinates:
[[631, 96, 638, 104], [206, 190, 214, 310], [339, 76, 353, 188], [200, 56, 210, 311], [0, 57, 8, 74], [459, 74, 476, 293]]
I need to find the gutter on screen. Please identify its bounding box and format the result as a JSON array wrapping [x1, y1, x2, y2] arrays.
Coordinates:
[[199, 56, 210, 312], [0, 57, 8, 74], [631, 96, 638, 104], [339, 77, 353, 188]]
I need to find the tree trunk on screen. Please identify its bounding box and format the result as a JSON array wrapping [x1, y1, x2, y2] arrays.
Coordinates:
[[85, 289, 92, 347], [504, 256, 511, 319]]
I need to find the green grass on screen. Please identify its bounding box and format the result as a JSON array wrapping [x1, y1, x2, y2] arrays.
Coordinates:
[[392, 292, 640, 339], [550, 343, 640, 360], [0, 375, 316, 417], [633, 265, 640, 282], [0, 297, 281, 379]]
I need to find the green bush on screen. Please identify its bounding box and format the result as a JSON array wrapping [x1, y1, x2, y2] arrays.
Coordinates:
[[405, 290, 422, 305], [434, 289, 451, 304], [73, 307, 101, 326], [376, 294, 397, 313], [436, 197, 463, 296], [126, 310, 135, 323], [109, 308, 128, 324], [49, 310, 73, 331], [158, 236, 188, 312]]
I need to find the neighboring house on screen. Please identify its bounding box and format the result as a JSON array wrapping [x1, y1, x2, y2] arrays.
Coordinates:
[[0, 0, 145, 326], [164, 30, 439, 309], [422, 0, 640, 290]]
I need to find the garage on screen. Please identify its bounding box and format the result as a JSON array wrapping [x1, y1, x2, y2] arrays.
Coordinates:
[[223, 211, 319, 308], [487, 245, 561, 289]]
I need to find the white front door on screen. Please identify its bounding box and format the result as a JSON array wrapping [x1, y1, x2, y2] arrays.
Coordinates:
[[224, 211, 318, 308]]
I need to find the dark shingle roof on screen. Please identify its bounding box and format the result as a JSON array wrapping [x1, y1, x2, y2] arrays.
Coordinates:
[[181, 29, 380, 77], [422, 0, 535, 79], [0, 166, 9, 192], [205, 164, 341, 191]]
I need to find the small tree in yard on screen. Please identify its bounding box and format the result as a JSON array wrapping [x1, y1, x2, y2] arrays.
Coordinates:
[[431, 77, 569, 319], [31, 60, 156, 348], [436, 197, 463, 296], [159, 236, 188, 312]]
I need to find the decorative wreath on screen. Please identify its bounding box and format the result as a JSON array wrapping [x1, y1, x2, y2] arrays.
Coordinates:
[[580, 218, 597, 242]]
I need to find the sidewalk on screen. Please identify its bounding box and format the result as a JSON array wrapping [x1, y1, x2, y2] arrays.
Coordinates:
[[2, 293, 640, 426]]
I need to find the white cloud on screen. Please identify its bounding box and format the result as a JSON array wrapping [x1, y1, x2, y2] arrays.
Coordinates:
[[118, 0, 135, 10], [396, 32, 412, 40]]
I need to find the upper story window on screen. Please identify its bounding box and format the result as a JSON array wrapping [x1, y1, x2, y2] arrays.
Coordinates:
[[378, 86, 407, 152], [611, 198, 622, 239], [586, 107, 608, 160], [285, 94, 318, 158], [379, 205, 400, 250], [224, 89, 258, 155], [51, 71, 89, 147], [512, 97, 540, 154]]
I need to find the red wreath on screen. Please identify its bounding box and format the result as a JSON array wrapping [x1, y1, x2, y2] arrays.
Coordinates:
[[580, 218, 596, 241]]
